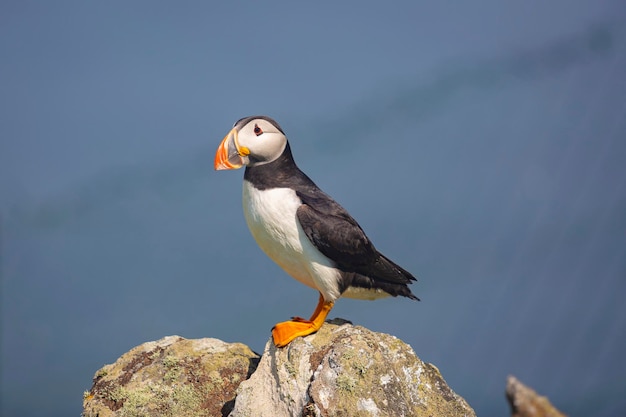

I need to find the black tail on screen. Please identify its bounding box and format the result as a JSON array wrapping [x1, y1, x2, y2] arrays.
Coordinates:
[[346, 252, 420, 301]]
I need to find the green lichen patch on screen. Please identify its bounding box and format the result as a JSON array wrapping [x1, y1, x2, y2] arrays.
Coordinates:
[[82, 336, 260, 417], [336, 374, 357, 393]]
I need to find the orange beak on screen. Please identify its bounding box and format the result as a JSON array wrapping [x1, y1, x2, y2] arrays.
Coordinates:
[[214, 128, 250, 170]]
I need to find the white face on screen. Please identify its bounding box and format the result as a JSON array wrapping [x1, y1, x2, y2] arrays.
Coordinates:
[[235, 118, 287, 167]]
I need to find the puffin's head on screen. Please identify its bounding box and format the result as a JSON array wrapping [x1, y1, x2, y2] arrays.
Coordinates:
[[214, 116, 287, 170]]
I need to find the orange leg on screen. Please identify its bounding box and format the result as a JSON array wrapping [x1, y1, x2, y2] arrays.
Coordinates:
[[272, 293, 334, 347], [291, 293, 325, 322]]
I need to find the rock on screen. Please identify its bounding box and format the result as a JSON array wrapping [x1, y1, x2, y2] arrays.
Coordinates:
[[82, 322, 476, 417], [506, 375, 567, 417], [82, 335, 260, 417], [230, 319, 475, 417]]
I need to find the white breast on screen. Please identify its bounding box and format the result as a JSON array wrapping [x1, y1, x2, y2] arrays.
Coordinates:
[[242, 180, 342, 302]]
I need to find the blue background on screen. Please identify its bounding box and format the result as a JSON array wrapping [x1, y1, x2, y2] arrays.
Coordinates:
[[1, 2, 625, 416]]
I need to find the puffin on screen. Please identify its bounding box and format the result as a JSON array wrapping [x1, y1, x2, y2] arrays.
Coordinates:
[[214, 115, 418, 347]]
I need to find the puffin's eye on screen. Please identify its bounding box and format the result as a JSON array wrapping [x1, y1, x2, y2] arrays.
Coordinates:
[[254, 124, 263, 136]]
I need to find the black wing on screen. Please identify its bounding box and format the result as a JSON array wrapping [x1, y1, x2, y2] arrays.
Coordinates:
[[296, 190, 415, 285]]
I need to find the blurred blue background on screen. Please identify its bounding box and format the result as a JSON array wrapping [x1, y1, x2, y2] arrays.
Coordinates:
[[1, 1, 625, 416]]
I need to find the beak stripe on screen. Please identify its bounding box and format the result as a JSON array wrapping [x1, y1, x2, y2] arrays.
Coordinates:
[[214, 128, 245, 170]]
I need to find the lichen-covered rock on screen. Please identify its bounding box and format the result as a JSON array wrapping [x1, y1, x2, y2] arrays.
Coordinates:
[[230, 319, 476, 417], [82, 335, 259, 417], [82, 324, 476, 417]]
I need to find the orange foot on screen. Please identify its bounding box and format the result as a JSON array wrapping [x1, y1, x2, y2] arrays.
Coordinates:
[[272, 293, 334, 347]]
